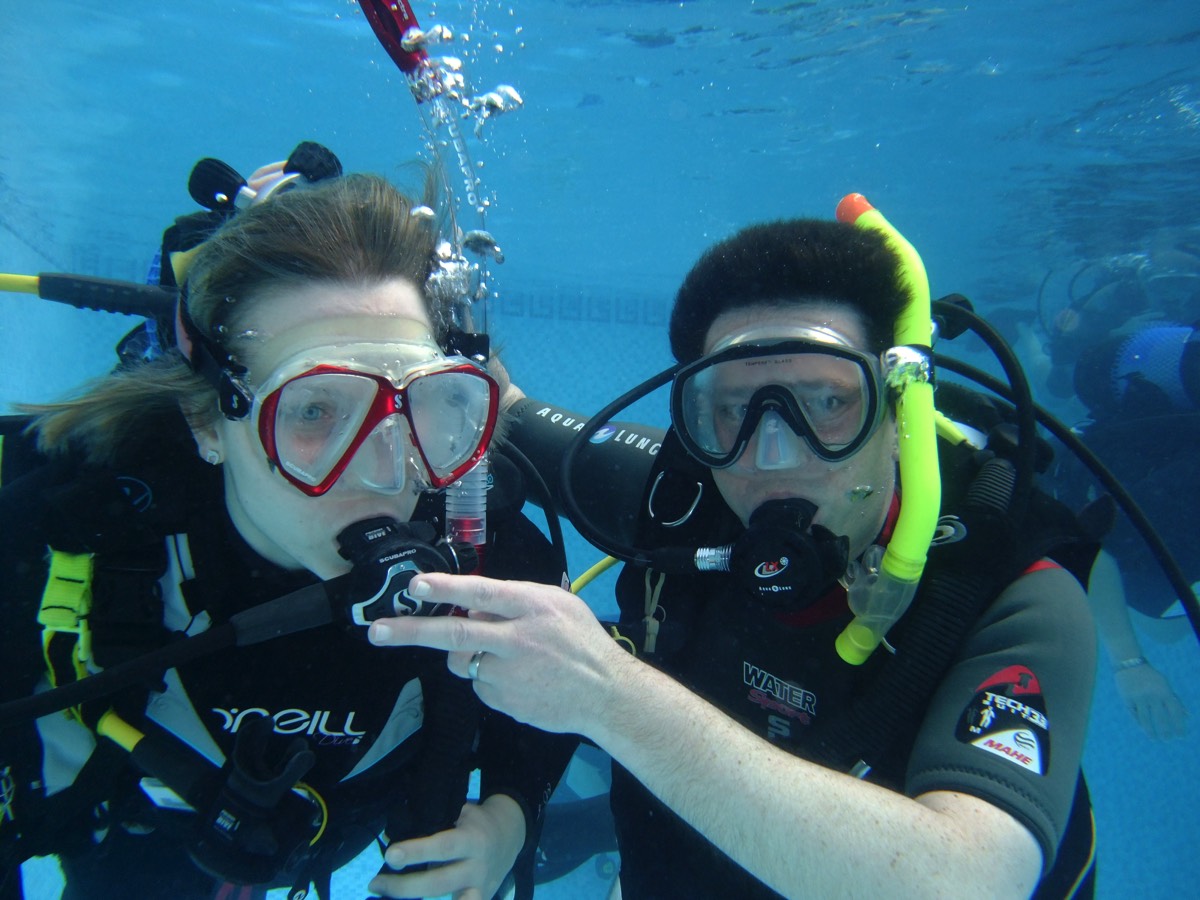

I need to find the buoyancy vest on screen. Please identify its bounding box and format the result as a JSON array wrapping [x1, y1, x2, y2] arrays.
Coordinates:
[[606, 415, 1099, 899], [0, 415, 552, 896], [612, 397, 1098, 776]]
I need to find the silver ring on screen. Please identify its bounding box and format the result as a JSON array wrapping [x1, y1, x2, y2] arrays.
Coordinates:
[[467, 650, 487, 681]]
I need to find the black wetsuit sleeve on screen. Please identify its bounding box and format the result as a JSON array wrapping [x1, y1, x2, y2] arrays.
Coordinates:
[[504, 397, 661, 536], [904, 565, 1096, 873]]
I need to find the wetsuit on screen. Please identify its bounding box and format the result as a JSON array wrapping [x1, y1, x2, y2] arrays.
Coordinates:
[[609, 452, 1096, 899], [0, 416, 576, 900], [507, 398, 1098, 900], [1053, 411, 1200, 618], [1056, 324, 1200, 618]]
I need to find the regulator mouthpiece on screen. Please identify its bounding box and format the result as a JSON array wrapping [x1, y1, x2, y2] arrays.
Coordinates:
[[693, 499, 849, 611], [335, 517, 477, 626]]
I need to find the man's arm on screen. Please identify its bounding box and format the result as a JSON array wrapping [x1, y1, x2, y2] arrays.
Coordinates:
[[368, 574, 1046, 899], [589, 639, 1042, 898]]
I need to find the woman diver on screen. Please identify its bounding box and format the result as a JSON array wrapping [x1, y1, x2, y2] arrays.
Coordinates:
[[0, 172, 575, 900]]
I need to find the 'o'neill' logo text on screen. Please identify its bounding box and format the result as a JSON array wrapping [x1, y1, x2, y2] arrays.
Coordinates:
[[212, 706, 367, 746]]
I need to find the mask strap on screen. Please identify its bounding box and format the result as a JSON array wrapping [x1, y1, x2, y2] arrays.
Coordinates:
[[175, 286, 253, 420]]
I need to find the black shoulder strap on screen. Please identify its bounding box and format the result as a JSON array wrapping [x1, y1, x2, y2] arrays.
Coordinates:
[[632, 428, 742, 550], [609, 430, 738, 653]]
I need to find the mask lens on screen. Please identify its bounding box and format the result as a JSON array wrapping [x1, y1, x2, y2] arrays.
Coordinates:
[[406, 369, 495, 481], [271, 372, 378, 487], [676, 346, 875, 465], [791, 354, 872, 450]]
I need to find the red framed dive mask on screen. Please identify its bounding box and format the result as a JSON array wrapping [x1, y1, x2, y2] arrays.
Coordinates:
[[255, 357, 498, 497]]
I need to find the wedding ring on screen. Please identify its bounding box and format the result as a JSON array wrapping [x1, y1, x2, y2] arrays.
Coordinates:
[[467, 649, 487, 681]]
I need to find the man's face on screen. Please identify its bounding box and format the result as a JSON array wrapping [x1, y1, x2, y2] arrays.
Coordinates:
[[703, 303, 897, 558]]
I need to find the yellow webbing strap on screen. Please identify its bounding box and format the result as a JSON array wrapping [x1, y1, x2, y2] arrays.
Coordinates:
[[37, 550, 96, 693], [640, 569, 667, 655]]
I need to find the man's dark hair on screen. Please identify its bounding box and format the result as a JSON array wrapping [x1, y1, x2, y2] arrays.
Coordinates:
[[669, 219, 911, 363]]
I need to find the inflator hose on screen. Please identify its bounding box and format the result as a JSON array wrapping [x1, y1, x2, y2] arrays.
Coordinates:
[[0, 582, 332, 726]]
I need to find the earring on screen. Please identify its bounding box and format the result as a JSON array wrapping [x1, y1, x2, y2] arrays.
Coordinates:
[[205, 450, 221, 466]]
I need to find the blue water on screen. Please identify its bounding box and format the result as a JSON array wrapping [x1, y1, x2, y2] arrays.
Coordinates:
[[3, 1, 1199, 897]]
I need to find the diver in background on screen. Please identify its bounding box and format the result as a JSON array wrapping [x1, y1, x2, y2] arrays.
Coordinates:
[[992, 235, 1199, 739], [371, 212, 1100, 898], [0, 173, 575, 899], [1039, 237, 1200, 400], [115, 140, 346, 368], [1053, 318, 1199, 739]]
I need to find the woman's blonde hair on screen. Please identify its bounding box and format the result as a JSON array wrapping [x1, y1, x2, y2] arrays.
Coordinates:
[[28, 172, 443, 464]]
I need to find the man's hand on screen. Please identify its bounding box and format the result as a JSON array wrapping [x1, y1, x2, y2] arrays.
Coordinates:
[[368, 573, 634, 735]]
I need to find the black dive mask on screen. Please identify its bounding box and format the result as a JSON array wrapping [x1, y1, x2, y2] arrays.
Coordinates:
[[721, 499, 849, 610], [335, 517, 478, 626]]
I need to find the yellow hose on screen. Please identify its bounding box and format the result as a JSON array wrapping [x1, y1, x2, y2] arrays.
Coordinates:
[[0, 273, 40, 295], [835, 194, 939, 584], [833, 194, 940, 663], [572, 555, 620, 594], [96, 709, 145, 752]]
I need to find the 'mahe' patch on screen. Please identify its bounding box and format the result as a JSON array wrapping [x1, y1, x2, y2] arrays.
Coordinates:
[[956, 665, 1050, 775]]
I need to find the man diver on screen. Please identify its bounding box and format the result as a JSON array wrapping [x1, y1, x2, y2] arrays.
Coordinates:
[[369, 201, 1099, 898]]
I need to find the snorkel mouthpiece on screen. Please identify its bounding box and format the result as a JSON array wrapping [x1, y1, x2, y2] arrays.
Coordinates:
[[833, 194, 939, 664]]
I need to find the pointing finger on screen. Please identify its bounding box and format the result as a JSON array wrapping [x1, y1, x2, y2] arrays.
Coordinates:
[[411, 572, 534, 618], [368, 608, 497, 653]]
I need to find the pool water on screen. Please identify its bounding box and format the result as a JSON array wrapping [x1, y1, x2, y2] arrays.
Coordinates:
[[4, 2, 1199, 897]]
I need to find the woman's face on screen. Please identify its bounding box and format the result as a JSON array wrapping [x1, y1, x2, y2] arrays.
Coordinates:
[[704, 303, 898, 560], [192, 278, 438, 579]]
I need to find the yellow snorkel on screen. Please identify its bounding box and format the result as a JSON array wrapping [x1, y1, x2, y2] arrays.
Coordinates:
[[833, 194, 940, 665]]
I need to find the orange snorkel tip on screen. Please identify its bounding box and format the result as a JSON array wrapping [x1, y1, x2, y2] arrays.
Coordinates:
[[836, 193, 876, 225]]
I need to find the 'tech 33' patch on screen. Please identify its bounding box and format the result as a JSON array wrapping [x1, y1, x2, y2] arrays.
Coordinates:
[[956, 664, 1050, 775]]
